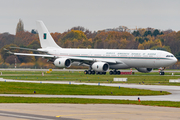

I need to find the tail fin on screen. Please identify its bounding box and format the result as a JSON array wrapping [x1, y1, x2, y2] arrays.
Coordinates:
[[36, 20, 61, 49]]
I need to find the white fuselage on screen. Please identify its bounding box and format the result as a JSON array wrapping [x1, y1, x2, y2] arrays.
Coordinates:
[[35, 21, 177, 71], [44, 48, 177, 69]]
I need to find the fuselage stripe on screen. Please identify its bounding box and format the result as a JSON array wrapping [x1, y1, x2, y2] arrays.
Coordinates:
[[50, 54, 170, 60]]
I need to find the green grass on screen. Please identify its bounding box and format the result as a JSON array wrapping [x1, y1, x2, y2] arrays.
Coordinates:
[[0, 82, 169, 95], [1, 70, 180, 86], [0, 97, 180, 107], [0, 70, 179, 107]]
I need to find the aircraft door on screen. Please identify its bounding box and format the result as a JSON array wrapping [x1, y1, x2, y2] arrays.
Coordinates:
[[156, 52, 161, 60], [155, 52, 161, 67]]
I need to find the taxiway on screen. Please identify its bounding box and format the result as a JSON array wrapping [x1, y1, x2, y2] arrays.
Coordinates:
[[0, 104, 179, 120]]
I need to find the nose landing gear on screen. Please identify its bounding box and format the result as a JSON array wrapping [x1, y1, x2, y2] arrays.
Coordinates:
[[159, 67, 165, 75], [159, 71, 165, 75]]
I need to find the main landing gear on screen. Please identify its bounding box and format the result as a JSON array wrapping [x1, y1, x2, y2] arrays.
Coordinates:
[[84, 70, 107, 75], [109, 70, 121, 75], [84, 70, 95, 75], [84, 69, 121, 75]]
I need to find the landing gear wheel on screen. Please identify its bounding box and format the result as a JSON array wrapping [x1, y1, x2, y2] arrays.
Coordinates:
[[109, 71, 113, 75], [113, 71, 117, 75], [92, 70, 95, 75], [102, 72, 106, 75], [159, 72, 165, 75], [88, 70, 92, 74], [117, 71, 121, 75]]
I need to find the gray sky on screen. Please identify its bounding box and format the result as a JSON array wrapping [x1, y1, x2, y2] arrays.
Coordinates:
[[0, 0, 180, 34]]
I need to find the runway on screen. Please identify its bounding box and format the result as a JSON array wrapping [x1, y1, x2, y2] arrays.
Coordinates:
[[0, 104, 180, 120], [0, 78, 180, 101]]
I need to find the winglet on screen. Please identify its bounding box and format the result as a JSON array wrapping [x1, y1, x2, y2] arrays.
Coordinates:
[[36, 20, 61, 49]]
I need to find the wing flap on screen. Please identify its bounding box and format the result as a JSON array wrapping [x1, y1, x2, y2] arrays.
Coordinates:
[[13, 53, 122, 65]]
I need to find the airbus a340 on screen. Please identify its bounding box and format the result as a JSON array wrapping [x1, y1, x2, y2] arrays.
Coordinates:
[[10, 21, 177, 75]]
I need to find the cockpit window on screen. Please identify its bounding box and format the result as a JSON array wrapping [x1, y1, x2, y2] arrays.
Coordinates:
[[166, 55, 174, 57]]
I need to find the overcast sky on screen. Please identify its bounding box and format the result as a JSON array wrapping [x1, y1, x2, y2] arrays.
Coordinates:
[[0, 0, 179, 34]]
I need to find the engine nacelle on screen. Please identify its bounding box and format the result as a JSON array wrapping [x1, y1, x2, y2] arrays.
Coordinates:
[[54, 58, 71, 68], [92, 62, 109, 72], [136, 68, 153, 73]]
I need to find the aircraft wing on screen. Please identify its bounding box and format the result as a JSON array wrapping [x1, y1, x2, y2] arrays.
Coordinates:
[[68, 56, 122, 64], [13, 52, 121, 64]]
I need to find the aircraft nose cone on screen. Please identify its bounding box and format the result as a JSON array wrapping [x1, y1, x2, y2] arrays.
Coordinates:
[[173, 57, 178, 64], [175, 57, 178, 62], [167, 57, 178, 66]]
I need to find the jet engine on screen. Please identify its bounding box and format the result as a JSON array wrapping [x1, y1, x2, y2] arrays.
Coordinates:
[[92, 62, 109, 72], [136, 68, 153, 73], [54, 58, 71, 68]]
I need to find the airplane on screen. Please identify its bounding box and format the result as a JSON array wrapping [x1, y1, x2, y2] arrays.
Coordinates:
[[10, 20, 177, 75]]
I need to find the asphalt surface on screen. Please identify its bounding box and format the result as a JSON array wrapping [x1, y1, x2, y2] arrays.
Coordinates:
[[0, 110, 77, 120], [0, 78, 180, 101], [0, 104, 180, 120]]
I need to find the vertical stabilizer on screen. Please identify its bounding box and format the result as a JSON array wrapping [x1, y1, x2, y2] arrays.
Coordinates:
[[36, 20, 61, 49]]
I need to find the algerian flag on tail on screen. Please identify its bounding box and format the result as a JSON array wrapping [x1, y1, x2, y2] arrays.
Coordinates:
[[43, 33, 47, 39]]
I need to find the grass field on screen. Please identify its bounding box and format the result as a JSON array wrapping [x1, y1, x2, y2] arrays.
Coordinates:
[[0, 97, 180, 108], [1, 70, 180, 86], [0, 70, 179, 107], [0, 82, 169, 95]]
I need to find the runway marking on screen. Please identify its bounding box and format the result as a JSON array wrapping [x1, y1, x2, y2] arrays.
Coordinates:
[[0, 112, 54, 120], [0, 110, 75, 120], [56, 110, 180, 118], [56, 112, 126, 117]]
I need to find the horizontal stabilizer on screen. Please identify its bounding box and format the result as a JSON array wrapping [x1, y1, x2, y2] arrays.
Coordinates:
[[9, 47, 47, 53], [14, 53, 55, 58]]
